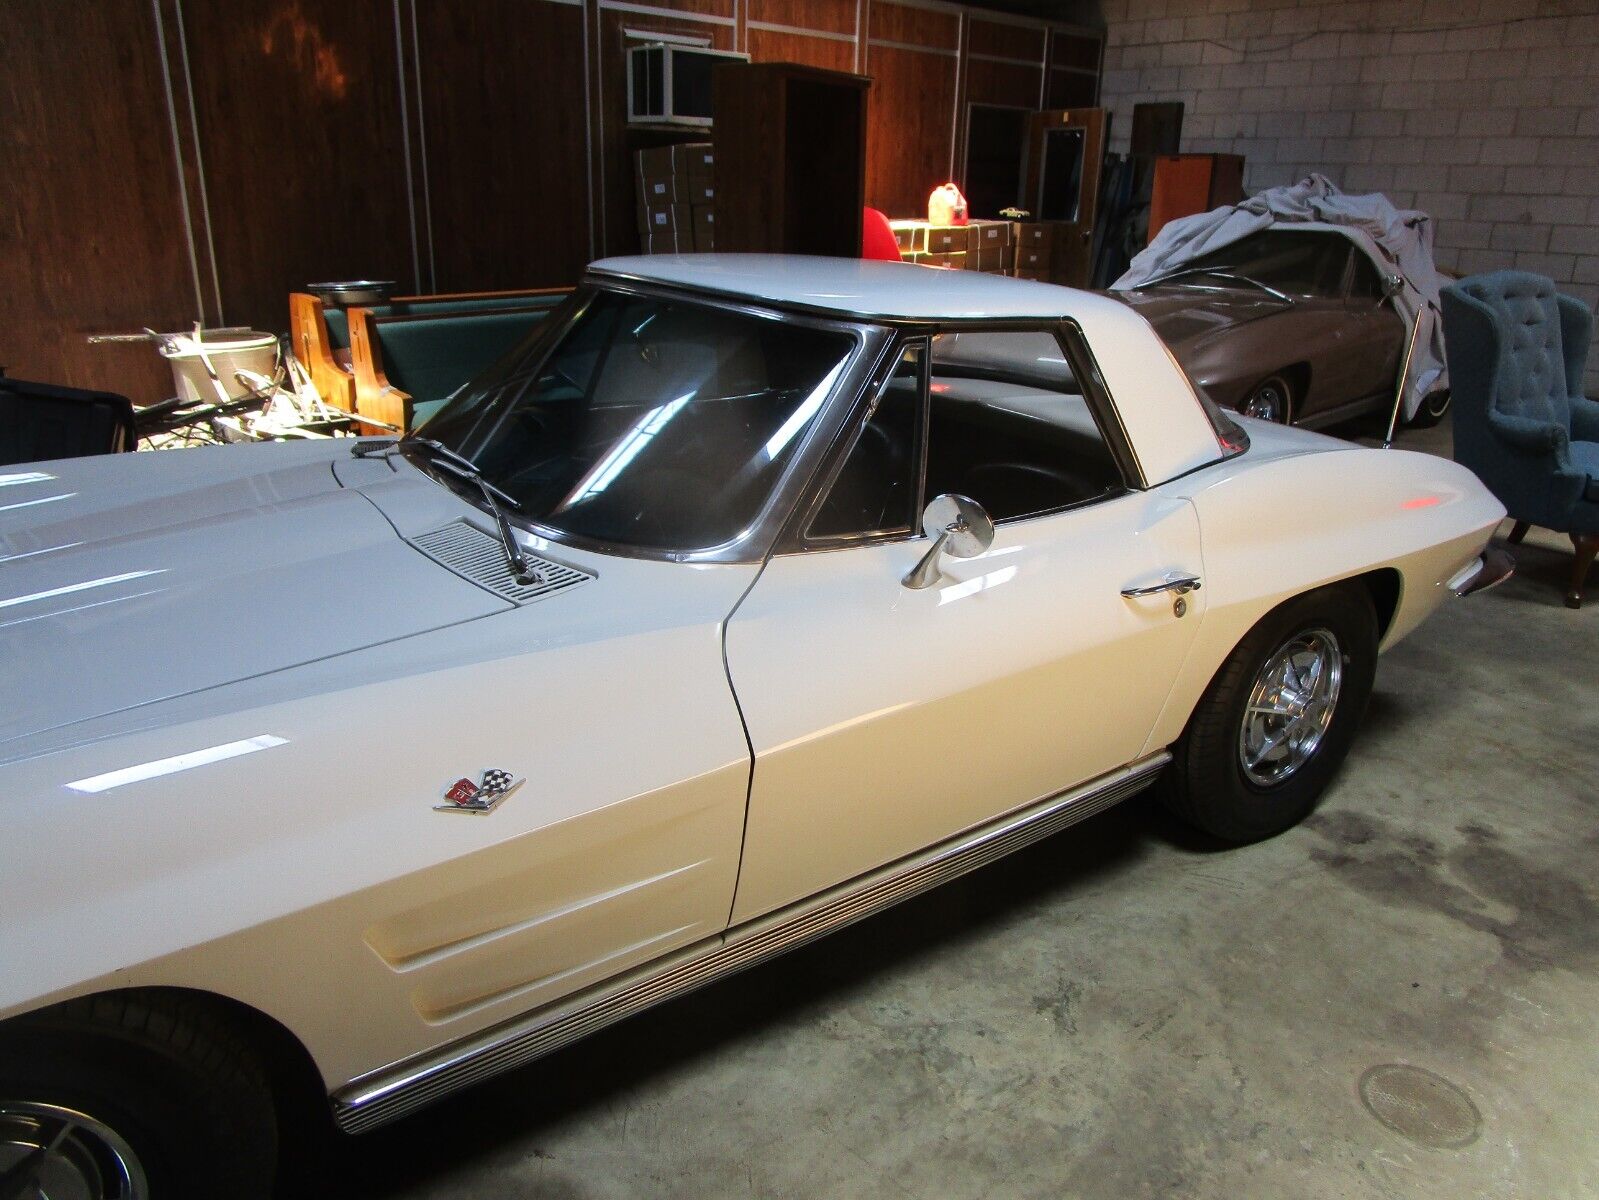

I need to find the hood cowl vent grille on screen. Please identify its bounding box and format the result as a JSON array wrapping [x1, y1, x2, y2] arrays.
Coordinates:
[[411, 522, 593, 605]]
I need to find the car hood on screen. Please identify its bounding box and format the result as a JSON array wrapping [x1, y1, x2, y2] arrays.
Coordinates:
[[1111, 286, 1289, 347], [0, 442, 509, 751]]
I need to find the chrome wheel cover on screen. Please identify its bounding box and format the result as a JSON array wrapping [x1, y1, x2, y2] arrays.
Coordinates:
[[1238, 627, 1343, 787], [0, 1103, 148, 1200], [1243, 381, 1288, 422]]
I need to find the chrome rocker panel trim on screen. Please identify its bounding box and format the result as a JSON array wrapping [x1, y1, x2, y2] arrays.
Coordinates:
[[332, 751, 1171, 1134]]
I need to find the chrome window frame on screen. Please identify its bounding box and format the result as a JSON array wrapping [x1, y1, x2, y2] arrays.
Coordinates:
[[427, 278, 893, 565], [775, 316, 1145, 555], [797, 335, 930, 550]]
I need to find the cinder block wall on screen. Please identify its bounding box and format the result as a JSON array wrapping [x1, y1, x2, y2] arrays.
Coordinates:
[[1097, 1, 1599, 383]]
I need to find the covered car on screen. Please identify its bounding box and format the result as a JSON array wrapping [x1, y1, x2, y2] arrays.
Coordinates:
[[1112, 175, 1451, 429]]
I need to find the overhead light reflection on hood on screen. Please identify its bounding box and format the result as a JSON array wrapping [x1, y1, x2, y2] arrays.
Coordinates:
[[65, 734, 290, 794]]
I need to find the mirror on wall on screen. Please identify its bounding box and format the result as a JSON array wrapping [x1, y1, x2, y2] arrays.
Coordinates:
[[1037, 126, 1086, 223]]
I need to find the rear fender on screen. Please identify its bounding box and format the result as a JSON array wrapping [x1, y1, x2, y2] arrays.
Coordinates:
[[1142, 447, 1504, 754]]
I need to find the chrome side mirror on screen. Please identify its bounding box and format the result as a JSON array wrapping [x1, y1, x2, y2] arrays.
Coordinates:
[[902, 493, 995, 589], [1382, 273, 1404, 298]]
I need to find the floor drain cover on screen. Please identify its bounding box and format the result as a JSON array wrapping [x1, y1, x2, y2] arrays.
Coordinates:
[[1358, 1064, 1481, 1149]]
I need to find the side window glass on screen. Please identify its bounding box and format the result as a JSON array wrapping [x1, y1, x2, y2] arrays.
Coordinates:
[[924, 330, 1123, 523], [807, 342, 923, 540], [1347, 250, 1385, 300]]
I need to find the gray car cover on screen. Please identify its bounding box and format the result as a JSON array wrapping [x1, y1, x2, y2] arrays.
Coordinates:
[[1112, 174, 1447, 421]]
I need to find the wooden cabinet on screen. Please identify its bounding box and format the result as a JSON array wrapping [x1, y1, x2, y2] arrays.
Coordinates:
[[1149, 154, 1245, 243], [712, 62, 870, 258]]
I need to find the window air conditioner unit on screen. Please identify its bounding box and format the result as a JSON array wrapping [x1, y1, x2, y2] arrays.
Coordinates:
[[627, 42, 748, 127]]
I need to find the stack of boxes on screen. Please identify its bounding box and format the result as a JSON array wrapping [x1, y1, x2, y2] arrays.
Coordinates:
[[889, 219, 1013, 273], [889, 218, 1060, 281], [635, 143, 716, 253], [1010, 223, 1056, 281]]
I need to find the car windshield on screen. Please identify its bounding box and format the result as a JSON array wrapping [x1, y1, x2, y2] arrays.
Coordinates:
[[1166, 230, 1350, 296], [420, 289, 860, 553]]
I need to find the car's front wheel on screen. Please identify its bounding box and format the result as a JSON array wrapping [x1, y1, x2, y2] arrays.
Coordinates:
[[1161, 581, 1377, 842], [0, 992, 277, 1200]]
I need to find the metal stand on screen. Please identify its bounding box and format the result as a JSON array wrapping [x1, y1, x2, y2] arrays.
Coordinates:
[[1381, 311, 1425, 449]]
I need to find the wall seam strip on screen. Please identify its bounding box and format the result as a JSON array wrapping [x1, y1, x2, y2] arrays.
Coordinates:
[[1038, 27, 1048, 109], [866, 37, 957, 56], [949, 12, 964, 180], [599, 1, 735, 27], [172, 0, 224, 325], [747, 20, 855, 43], [596, 0, 608, 256], [409, 0, 437, 292], [967, 51, 1041, 68], [393, 0, 423, 293], [583, 0, 596, 262], [149, 0, 205, 323], [855, 0, 865, 72]]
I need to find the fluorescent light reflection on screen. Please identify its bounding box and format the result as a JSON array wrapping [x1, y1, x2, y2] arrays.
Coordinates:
[[937, 564, 1018, 606], [0, 471, 55, 488], [0, 569, 165, 611], [0, 492, 75, 513], [559, 392, 694, 509], [765, 361, 845, 460], [65, 735, 289, 794]]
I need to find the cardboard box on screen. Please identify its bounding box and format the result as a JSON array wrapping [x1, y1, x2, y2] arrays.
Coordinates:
[[975, 247, 1005, 272], [971, 220, 1012, 251], [1014, 267, 1048, 281], [681, 180, 716, 208], [924, 225, 966, 254], [1013, 245, 1051, 274], [889, 221, 923, 254], [637, 173, 683, 208], [678, 144, 714, 184], [638, 202, 693, 247], [918, 251, 966, 269], [1013, 223, 1056, 252], [693, 206, 715, 251]]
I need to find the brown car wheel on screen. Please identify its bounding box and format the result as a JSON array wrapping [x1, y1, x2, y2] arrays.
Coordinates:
[[1241, 375, 1292, 423]]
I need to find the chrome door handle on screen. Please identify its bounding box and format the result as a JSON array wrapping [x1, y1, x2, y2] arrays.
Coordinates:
[[1121, 573, 1202, 598]]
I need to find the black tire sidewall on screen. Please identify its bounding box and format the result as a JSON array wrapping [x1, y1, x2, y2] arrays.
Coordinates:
[[1406, 388, 1451, 428], [0, 1018, 275, 1198], [1175, 583, 1378, 842]]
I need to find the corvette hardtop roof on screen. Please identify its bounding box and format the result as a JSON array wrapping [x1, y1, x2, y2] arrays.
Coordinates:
[[588, 253, 1135, 324]]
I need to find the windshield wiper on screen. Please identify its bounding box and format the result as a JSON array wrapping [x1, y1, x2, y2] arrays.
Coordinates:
[[355, 437, 542, 585], [1137, 266, 1294, 303]]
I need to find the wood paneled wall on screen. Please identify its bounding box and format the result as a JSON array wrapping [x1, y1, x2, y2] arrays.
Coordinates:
[[0, 0, 1098, 402]]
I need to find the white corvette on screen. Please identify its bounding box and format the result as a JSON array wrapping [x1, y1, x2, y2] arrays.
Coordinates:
[[0, 255, 1508, 1196]]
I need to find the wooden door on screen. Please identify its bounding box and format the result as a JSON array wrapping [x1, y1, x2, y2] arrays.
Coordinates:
[[1023, 108, 1106, 288]]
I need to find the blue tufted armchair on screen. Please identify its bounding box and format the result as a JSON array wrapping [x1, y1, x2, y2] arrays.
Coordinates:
[[1441, 271, 1599, 608]]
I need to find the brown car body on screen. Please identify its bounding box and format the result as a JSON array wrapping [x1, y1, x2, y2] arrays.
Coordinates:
[[1111, 228, 1411, 429]]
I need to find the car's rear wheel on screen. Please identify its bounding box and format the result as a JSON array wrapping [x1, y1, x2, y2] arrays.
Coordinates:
[[1161, 582, 1377, 842], [1241, 375, 1293, 423], [0, 992, 277, 1200], [1405, 387, 1451, 428]]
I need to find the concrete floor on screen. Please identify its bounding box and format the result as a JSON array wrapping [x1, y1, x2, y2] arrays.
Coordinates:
[[312, 415, 1599, 1199]]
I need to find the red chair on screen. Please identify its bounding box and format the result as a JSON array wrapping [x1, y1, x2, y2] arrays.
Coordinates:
[[862, 208, 902, 262]]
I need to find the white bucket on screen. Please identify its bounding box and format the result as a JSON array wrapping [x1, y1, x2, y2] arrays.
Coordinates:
[[159, 330, 280, 404]]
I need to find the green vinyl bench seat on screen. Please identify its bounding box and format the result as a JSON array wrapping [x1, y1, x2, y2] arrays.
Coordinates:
[[349, 302, 564, 434]]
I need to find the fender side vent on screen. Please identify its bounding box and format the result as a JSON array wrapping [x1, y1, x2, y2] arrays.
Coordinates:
[[411, 522, 592, 605]]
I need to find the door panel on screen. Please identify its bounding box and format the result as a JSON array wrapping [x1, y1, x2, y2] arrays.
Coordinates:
[[726, 490, 1204, 923], [1023, 108, 1106, 287]]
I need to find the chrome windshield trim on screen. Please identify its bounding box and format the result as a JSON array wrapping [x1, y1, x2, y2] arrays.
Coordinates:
[[331, 751, 1172, 1133], [418, 279, 891, 565]]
